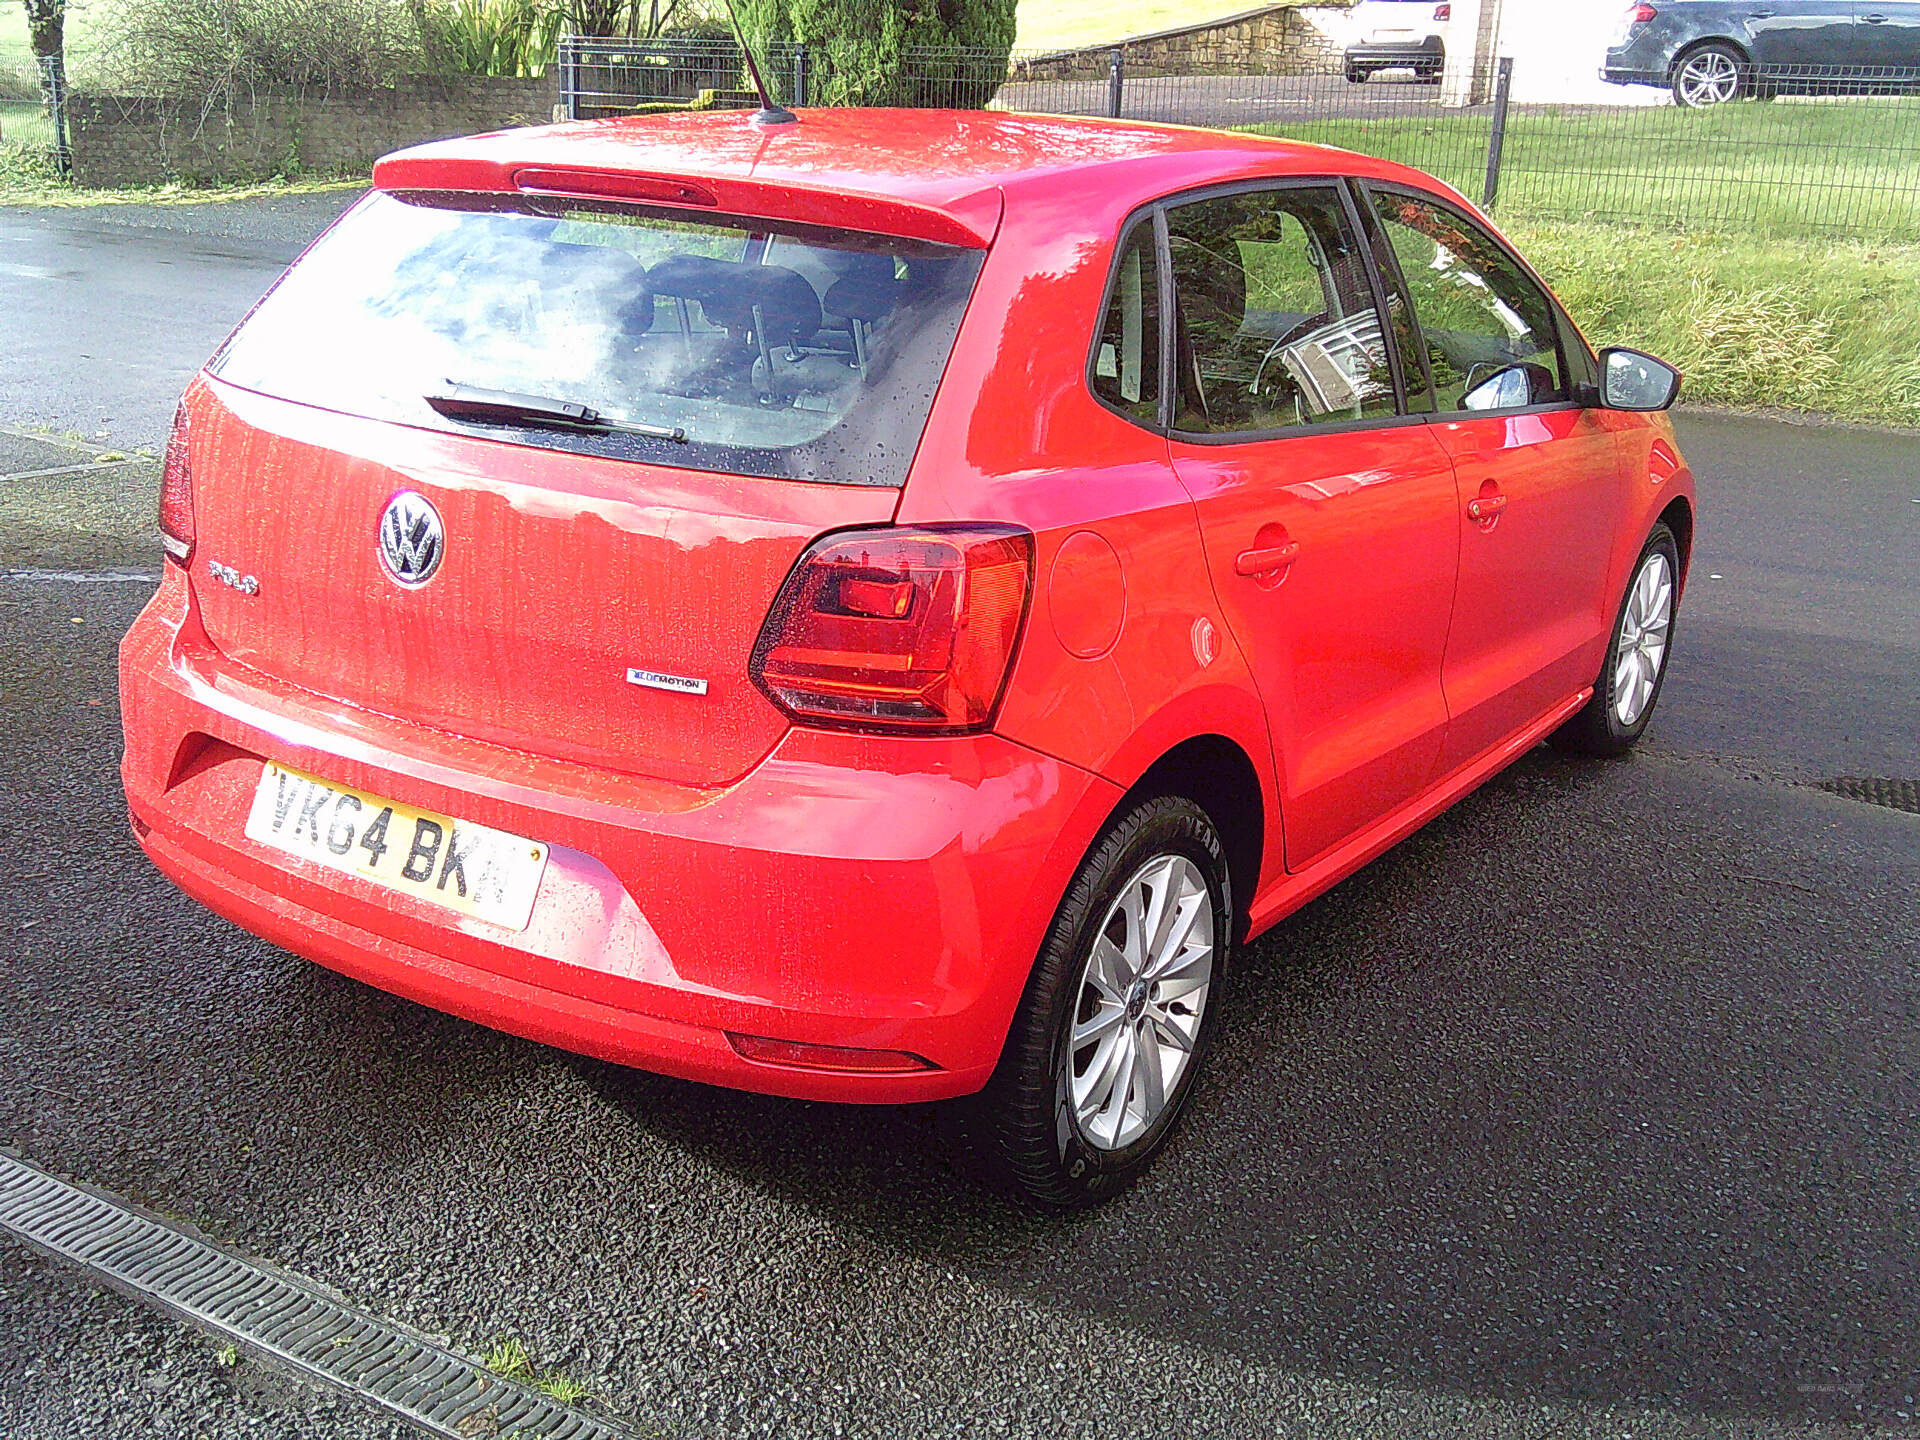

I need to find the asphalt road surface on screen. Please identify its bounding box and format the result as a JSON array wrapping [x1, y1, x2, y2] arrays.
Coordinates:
[[1, 198, 1917, 1440]]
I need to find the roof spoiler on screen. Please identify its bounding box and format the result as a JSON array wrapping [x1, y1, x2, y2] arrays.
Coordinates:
[[370, 154, 1003, 249]]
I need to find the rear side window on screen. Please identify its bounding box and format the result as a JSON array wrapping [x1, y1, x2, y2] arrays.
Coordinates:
[[1366, 189, 1566, 413], [210, 191, 986, 487], [1089, 221, 1163, 426], [1166, 186, 1397, 435]]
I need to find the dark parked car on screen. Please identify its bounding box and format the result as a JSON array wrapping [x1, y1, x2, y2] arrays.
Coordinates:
[[1604, 0, 1920, 105]]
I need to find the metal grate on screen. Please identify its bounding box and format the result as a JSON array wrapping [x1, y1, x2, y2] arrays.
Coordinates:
[[1815, 777, 1920, 815], [0, 1152, 630, 1440]]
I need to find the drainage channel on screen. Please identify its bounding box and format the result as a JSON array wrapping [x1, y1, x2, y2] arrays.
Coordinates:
[[0, 1151, 631, 1440]]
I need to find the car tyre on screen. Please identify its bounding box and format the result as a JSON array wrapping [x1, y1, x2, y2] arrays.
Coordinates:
[[1672, 42, 1748, 106], [1551, 522, 1680, 757], [977, 794, 1231, 1209], [1346, 66, 1369, 84]]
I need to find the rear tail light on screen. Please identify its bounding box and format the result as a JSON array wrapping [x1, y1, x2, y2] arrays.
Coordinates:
[[1434, 3, 1451, 19], [750, 524, 1034, 733], [1629, 3, 1657, 21], [159, 400, 194, 564]]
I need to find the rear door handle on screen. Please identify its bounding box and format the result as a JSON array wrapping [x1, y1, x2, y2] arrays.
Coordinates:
[[1234, 542, 1301, 576], [1466, 494, 1509, 522], [1862, 12, 1889, 21]]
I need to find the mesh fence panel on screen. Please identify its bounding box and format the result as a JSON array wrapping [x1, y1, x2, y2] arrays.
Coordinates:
[[554, 40, 1920, 241]]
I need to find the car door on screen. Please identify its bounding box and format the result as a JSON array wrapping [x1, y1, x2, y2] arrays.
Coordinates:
[[1855, 0, 1920, 67], [1359, 184, 1627, 778], [1747, 0, 1858, 67], [1163, 181, 1461, 873]]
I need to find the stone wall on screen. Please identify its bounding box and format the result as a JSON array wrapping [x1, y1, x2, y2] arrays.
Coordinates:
[[1014, 4, 1349, 81], [68, 75, 560, 189]]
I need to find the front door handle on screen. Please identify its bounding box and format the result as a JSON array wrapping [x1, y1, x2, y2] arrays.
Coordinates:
[[1862, 12, 1889, 21], [1234, 541, 1301, 577], [1466, 493, 1509, 523]]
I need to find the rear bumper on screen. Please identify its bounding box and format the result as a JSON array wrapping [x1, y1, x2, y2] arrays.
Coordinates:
[[1346, 38, 1445, 67], [120, 565, 1118, 1103], [1602, 36, 1670, 87], [1600, 63, 1666, 87]]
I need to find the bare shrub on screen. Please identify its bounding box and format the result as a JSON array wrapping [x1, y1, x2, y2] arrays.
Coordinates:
[[93, 0, 432, 102]]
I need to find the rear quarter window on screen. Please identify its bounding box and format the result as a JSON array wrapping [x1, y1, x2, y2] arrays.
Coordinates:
[[210, 191, 986, 487]]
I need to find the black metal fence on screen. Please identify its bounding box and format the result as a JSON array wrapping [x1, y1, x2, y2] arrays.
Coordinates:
[[555, 38, 1920, 242]]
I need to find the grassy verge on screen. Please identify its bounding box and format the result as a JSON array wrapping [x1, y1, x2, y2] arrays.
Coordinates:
[[0, 101, 61, 196], [1255, 96, 1920, 241], [1510, 221, 1920, 427], [1, 104, 367, 205], [1015, 1, 1303, 54]]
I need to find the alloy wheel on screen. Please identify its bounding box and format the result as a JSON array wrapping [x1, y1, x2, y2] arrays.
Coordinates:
[[1612, 550, 1674, 728], [1067, 853, 1215, 1151], [1678, 50, 1741, 105]]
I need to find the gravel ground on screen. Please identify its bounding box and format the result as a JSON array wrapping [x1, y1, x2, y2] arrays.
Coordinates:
[[0, 1244, 412, 1440]]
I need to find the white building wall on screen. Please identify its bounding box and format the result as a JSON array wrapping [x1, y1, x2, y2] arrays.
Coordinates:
[[1495, 0, 1670, 105]]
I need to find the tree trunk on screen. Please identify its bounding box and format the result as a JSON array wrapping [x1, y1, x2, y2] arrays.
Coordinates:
[[24, 0, 66, 115]]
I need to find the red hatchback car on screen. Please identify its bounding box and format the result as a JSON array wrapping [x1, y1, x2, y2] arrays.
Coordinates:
[[121, 109, 1693, 1206]]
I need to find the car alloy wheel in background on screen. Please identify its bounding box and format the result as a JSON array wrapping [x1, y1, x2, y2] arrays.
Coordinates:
[[1674, 44, 1747, 106]]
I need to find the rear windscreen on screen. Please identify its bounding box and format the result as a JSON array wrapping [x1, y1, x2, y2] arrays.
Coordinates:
[[210, 191, 987, 487]]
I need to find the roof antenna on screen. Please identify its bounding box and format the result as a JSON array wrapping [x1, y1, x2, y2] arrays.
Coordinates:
[[719, 0, 798, 126]]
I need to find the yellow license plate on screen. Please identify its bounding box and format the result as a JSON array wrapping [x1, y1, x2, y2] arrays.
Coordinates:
[[244, 763, 548, 931]]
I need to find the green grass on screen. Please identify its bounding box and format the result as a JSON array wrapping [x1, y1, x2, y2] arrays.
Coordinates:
[[1512, 221, 1920, 426], [482, 1335, 593, 1406], [0, 1, 107, 85], [1240, 98, 1920, 423], [0, 101, 61, 193], [4, 92, 368, 202], [12, 0, 1309, 68], [1014, 0, 1317, 54], [1253, 96, 1920, 241]]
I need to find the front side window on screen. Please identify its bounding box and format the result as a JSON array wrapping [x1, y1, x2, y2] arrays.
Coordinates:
[[1367, 189, 1566, 414], [210, 191, 986, 487], [1089, 220, 1163, 426], [1167, 185, 1396, 435]]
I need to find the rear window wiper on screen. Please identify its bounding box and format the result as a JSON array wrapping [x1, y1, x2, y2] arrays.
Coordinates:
[[425, 383, 688, 443]]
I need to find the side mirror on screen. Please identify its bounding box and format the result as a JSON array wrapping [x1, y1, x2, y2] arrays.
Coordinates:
[[1462, 361, 1556, 412], [1599, 348, 1682, 411]]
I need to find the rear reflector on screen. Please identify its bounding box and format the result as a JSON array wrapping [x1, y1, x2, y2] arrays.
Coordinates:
[[159, 401, 194, 564], [725, 1033, 936, 1074], [750, 524, 1033, 733]]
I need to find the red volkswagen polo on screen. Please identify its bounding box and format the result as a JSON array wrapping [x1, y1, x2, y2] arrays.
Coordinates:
[[120, 108, 1693, 1206]]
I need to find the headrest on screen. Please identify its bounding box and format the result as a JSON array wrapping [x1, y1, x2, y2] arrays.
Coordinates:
[[649, 256, 822, 348]]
